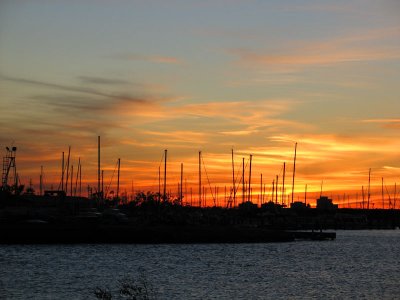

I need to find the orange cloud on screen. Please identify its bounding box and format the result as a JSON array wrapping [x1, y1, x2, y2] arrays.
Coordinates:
[[229, 27, 400, 70]]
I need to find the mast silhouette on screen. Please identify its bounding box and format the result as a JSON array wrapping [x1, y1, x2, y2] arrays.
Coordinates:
[[367, 168, 371, 209], [117, 158, 120, 201], [158, 166, 161, 202], [260, 173, 263, 205], [180, 163, 183, 205], [291, 142, 297, 204], [282, 162, 286, 205], [79, 160, 82, 197], [381, 177, 384, 209], [65, 146, 71, 195], [232, 149, 236, 206], [248, 154, 252, 202], [272, 179, 275, 202], [242, 157, 245, 203], [199, 151, 201, 207], [61, 152, 64, 192], [164, 149, 167, 202], [98, 136, 100, 198]]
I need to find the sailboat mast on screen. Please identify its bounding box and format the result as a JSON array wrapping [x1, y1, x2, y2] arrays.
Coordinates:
[[65, 146, 71, 195], [291, 142, 297, 204], [98, 136, 100, 197], [282, 162, 286, 205], [232, 149, 236, 206], [260, 173, 263, 205], [199, 151, 201, 207], [79, 160, 82, 197], [382, 177, 384, 209], [248, 154, 252, 202], [117, 158, 120, 201], [180, 163, 183, 205], [272, 180, 275, 202], [164, 149, 167, 202], [367, 168, 371, 209], [61, 152, 64, 192], [242, 157, 245, 203]]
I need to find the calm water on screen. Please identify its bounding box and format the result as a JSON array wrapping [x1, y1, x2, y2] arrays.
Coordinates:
[[0, 230, 399, 299]]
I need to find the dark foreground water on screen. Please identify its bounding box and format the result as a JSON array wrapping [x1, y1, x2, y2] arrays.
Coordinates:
[[0, 230, 399, 299]]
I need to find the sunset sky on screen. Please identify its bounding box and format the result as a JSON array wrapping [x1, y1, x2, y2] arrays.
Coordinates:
[[1, 1, 400, 207]]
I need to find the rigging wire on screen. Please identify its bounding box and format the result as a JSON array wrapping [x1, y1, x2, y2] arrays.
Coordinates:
[[105, 160, 119, 198]]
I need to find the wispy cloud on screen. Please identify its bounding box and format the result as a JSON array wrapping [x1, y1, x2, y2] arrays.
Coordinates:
[[362, 118, 400, 129], [78, 76, 130, 85], [1, 75, 149, 101], [228, 27, 400, 71], [1, 75, 162, 113], [115, 53, 183, 64]]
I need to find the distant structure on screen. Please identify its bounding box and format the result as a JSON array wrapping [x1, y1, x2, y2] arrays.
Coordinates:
[[1, 146, 17, 192], [290, 201, 309, 210], [316, 196, 338, 210]]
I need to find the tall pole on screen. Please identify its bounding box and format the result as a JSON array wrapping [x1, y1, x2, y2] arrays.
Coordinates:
[[98, 136, 100, 197], [199, 151, 201, 207], [180, 163, 183, 205], [232, 149, 236, 206], [164, 149, 167, 202], [272, 180, 275, 202], [260, 173, 263, 205], [248, 154, 252, 202], [79, 160, 82, 197], [381, 177, 384, 209], [282, 162, 286, 205], [275, 175, 278, 204], [291, 142, 297, 204], [65, 146, 71, 195], [367, 168, 371, 209], [61, 152, 64, 192], [117, 158, 120, 200], [242, 157, 245, 203], [158, 166, 161, 202]]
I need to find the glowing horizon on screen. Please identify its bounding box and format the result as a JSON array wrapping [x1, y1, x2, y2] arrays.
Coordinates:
[[5, 137, 400, 209], [1, 1, 400, 208]]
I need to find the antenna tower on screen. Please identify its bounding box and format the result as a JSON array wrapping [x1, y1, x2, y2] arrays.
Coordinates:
[[2, 146, 17, 192]]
